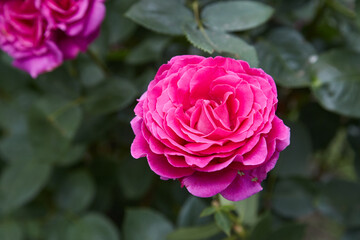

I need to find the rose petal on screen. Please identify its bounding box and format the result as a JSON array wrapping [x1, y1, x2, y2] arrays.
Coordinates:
[[181, 169, 238, 198]]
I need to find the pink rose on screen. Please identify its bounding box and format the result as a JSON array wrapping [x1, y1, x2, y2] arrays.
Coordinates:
[[0, 0, 62, 78], [131, 55, 290, 201], [42, 0, 105, 59], [0, 0, 105, 78]]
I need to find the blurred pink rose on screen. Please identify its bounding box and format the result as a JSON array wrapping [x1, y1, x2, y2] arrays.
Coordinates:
[[0, 0, 105, 78], [0, 0, 62, 78], [42, 0, 106, 59], [131, 55, 290, 201]]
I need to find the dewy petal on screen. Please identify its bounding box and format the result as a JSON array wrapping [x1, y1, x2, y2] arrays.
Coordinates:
[[220, 173, 263, 201], [181, 169, 238, 198]]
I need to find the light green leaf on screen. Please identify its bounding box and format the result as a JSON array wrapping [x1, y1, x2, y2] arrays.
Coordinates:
[[167, 223, 221, 240], [0, 221, 24, 240], [55, 170, 95, 212], [256, 28, 315, 87], [234, 194, 258, 226], [214, 211, 232, 236], [126, 0, 193, 35], [184, 23, 258, 67], [200, 206, 217, 217], [202, 1, 274, 32], [312, 49, 360, 118], [123, 208, 173, 240], [66, 213, 120, 240], [0, 161, 51, 214]]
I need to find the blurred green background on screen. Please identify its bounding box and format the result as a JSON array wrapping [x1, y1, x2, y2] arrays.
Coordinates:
[[1, 0, 360, 239]]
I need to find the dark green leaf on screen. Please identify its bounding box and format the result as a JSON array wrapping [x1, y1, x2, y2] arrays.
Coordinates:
[[249, 213, 272, 240], [184, 23, 258, 67], [55, 170, 95, 212], [266, 223, 305, 240], [118, 157, 153, 200], [256, 28, 315, 87], [66, 213, 120, 240], [84, 77, 137, 115], [126, 0, 193, 35], [272, 180, 314, 218], [275, 121, 312, 177], [312, 49, 360, 118], [123, 208, 173, 240], [126, 37, 169, 64], [0, 161, 51, 213], [177, 197, 209, 227], [0, 221, 23, 240], [202, 1, 274, 32], [167, 223, 221, 240]]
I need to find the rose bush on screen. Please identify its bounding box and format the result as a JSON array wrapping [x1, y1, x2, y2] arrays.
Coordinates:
[[0, 0, 105, 78], [131, 55, 290, 201]]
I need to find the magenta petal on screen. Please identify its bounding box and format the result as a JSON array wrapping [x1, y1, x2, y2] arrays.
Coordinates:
[[181, 169, 238, 198], [242, 137, 268, 166], [147, 152, 194, 179], [130, 117, 149, 159], [220, 174, 263, 201], [13, 42, 63, 78]]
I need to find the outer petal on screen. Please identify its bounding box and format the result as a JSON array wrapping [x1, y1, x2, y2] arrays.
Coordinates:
[[181, 169, 238, 198], [13, 41, 63, 78], [220, 173, 263, 201]]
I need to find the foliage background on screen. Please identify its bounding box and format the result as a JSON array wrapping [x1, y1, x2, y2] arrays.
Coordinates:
[[0, 0, 360, 239]]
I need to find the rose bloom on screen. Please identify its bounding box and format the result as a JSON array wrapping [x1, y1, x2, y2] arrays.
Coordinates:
[[0, 0, 105, 78], [131, 55, 290, 201]]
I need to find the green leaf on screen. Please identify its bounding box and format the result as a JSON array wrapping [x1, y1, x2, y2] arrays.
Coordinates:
[[123, 208, 173, 240], [84, 77, 137, 115], [55, 170, 95, 212], [31, 96, 82, 140], [200, 206, 217, 218], [126, 36, 169, 64], [79, 57, 106, 87], [249, 213, 272, 240], [167, 223, 221, 240], [184, 23, 258, 67], [202, 1, 274, 32], [125, 0, 193, 35], [118, 157, 153, 200], [0, 221, 24, 240], [266, 223, 305, 240], [312, 49, 360, 118], [214, 211, 232, 236], [234, 194, 259, 226], [0, 160, 51, 214], [275, 121, 312, 177], [105, 0, 136, 44], [177, 197, 209, 227], [272, 180, 314, 218], [256, 28, 315, 87], [66, 213, 120, 240]]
